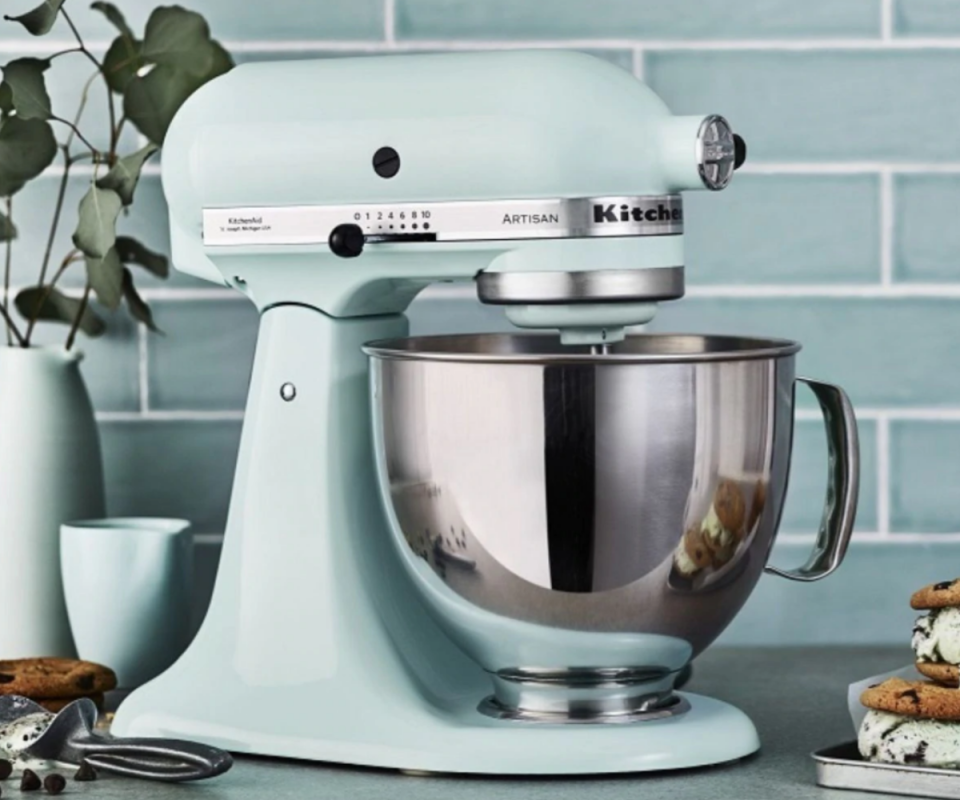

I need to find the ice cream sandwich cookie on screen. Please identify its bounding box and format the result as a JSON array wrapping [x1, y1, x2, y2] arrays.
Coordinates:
[[860, 678, 960, 767], [0, 659, 116, 699], [912, 579, 960, 610]]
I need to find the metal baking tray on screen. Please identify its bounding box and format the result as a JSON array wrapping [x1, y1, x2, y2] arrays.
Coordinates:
[[814, 741, 960, 799]]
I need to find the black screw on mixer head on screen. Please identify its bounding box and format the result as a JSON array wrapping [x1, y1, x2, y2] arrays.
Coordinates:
[[733, 134, 747, 170], [328, 223, 365, 258]]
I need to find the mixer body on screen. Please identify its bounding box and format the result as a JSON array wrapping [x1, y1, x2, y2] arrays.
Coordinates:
[[112, 50, 858, 773]]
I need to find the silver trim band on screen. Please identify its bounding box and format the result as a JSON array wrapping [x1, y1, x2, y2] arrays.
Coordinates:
[[201, 195, 683, 246], [477, 267, 685, 305]]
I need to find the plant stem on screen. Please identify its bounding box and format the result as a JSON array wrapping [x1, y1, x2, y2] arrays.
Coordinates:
[[0, 302, 25, 347], [50, 116, 100, 161], [48, 47, 82, 60], [65, 71, 99, 154], [25, 145, 71, 344], [3, 196, 10, 347], [65, 283, 90, 351], [60, 7, 117, 163], [29, 249, 81, 331]]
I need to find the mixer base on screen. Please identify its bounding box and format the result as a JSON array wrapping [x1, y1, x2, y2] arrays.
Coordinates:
[[114, 685, 759, 774]]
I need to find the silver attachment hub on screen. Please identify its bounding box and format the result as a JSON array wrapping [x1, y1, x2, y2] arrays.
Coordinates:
[[697, 115, 737, 191]]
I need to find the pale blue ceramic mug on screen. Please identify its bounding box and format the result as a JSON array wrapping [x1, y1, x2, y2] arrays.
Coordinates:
[[60, 518, 193, 690]]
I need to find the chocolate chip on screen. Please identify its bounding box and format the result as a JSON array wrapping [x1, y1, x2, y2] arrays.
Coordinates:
[[42, 775, 65, 795], [73, 761, 97, 782], [20, 769, 40, 791], [75, 674, 95, 691], [0, 675, 13, 685], [935, 581, 955, 591], [900, 689, 921, 703], [0, 759, 10, 779], [905, 741, 929, 765]]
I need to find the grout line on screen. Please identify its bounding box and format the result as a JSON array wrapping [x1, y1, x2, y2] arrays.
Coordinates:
[[34, 160, 960, 180], [631, 47, 644, 80], [383, 0, 396, 45], [740, 161, 960, 175], [684, 284, 960, 298], [96, 410, 245, 422], [877, 416, 891, 535], [138, 288, 243, 301], [797, 407, 960, 422], [14, 36, 960, 54], [137, 324, 149, 413], [880, 169, 894, 285], [218, 37, 960, 52], [881, 0, 895, 40], [194, 533, 225, 546], [431, 281, 960, 301], [777, 532, 960, 543]]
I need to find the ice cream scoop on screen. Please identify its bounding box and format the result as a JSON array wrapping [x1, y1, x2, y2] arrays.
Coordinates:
[[0, 695, 232, 782], [859, 709, 960, 768], [913, 607, 960, 664]]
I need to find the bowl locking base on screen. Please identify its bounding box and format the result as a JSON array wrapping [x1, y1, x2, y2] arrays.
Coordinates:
[[478, 666, 690, 724]]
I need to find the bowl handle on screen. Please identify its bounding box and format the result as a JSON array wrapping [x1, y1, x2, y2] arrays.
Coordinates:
[[764, 377, 860, 582]]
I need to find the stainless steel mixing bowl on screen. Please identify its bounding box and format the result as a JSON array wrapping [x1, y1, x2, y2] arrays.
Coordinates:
[[365, 333, 858, 723]]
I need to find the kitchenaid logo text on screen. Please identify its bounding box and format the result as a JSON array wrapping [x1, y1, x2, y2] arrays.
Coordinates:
[[228, 216, 263, 225], [501, 213, 560, 225], [593, 203, 682, 224], [220, 215, 272, 234]]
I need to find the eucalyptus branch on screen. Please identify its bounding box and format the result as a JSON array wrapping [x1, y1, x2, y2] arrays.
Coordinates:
[[60, 7, 117, 163], [65, 71, 100, 154], [3, 196, 11, 346], [50, 116, 100, 161], [0, 301, 25, 347], [48, 47, 82, 61], [64, 283, 91, 351], [27, 248, 81, 337], [25, 145, 71, 343]]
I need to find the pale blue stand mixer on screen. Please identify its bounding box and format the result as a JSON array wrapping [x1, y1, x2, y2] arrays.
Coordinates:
[[113, 50, 860, 774]]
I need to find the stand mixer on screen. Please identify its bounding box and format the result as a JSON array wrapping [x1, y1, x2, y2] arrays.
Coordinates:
[[113, 50, 860, 774]]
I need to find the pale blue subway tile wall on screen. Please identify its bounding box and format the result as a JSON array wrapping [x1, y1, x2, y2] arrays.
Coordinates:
[[650, 298, 960, 408], [645, 51, 960, 161], [395, 0, 880, 40], [891, 423, 960, 533], [34, 314, 140, 412], [0, 0, 384, 44], [781, 420, 878, 533], [101, 420, 241, 533], [895, 0, 960, 35], [895, 175, 960, 282], [5, 0, 958, 644], [147, 300, 258, 411], [685, 175, 880, 284]]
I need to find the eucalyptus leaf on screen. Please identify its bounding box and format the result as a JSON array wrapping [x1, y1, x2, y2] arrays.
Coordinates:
[[206, 40, 233, 80], [2, 58, 51, 120], [0, 116, 56, 196], [115, 235, 168, 277], [15, 286, 105, 336], [96, 143, 157, 205], [0, 211, 17, 242], [85, 246, 123, 310], [0, 82, 12, 116], [121, 268, 160, 332], [142, 6, 213, 77], [123, 65, 202, 145], [73, 186, 122, 258], [102, 35, 144, 94], [90, 1, 134, 39], [4, 0, 64, 36]]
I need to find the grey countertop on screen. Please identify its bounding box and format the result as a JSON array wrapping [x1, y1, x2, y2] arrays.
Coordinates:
[[69, 647, 919, 799]]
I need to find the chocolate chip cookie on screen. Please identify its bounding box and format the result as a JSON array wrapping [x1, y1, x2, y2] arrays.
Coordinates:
[[0, 659, 116, 699], [917, 662, 960, 687], [912, 580, 960, 610], [862, 678, 960, 720]]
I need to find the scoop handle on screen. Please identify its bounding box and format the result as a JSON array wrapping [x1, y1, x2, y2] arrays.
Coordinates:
[[764, 377, 859, 582], [72, 733, 233, 782]]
